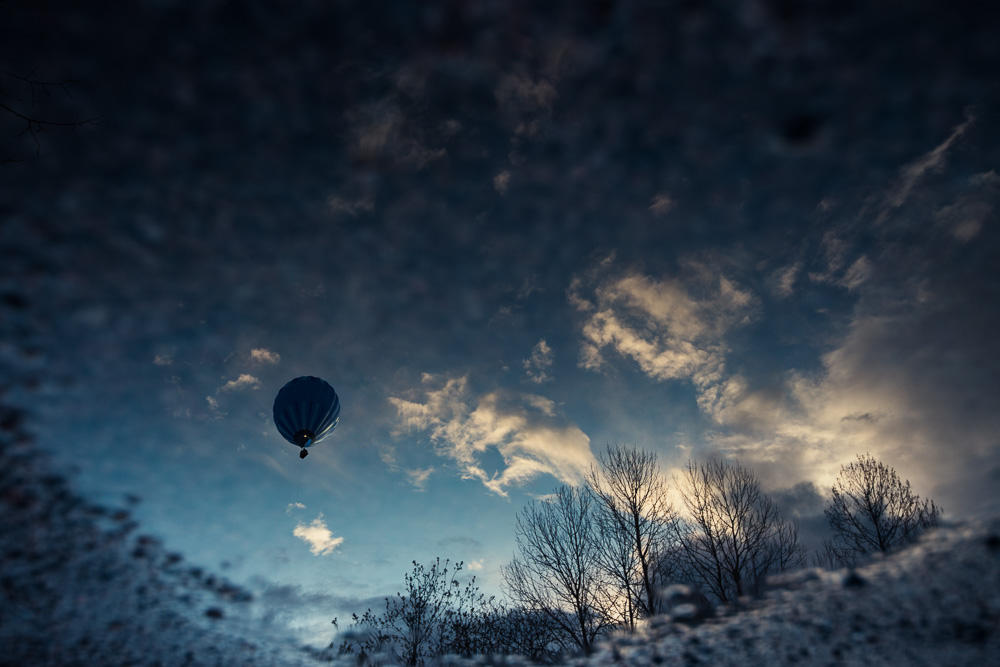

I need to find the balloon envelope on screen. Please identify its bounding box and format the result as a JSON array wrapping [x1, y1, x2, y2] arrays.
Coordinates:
[[273, 376, 341, 448]]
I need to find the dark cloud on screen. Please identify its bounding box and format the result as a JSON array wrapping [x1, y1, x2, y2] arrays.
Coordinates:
[[256, 582, 383, 615], [771, 482, 826, 519], [770, 482, 832, 558]]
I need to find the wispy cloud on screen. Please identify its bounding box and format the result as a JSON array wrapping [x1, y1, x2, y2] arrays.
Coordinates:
[[389, 375, 595, 496], [771, 262, 801, 298], [285, 502, 306, 514], [523, 339, 553, 384], [810, 113, 975, 304], [405, 466, 434, 491], [494, 170, 511, 194], [327, 194, 375, 217], [293, 514, 344, 556], [348, 101, 446, 169], [934, 169, 998, 242], [219, 373, 261, 392], [153, 353, 173, 366], [467, 559, 484, 571], [839, 256, 872, 291], [876, 113, 975, 224], [649, 193, 674, 216], [378, 445, 398, 467], [495, 73, 557, 139], [250, 348, 281, 364]]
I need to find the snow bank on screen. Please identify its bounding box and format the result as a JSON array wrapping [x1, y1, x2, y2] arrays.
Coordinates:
[[576, 520, 1000, 666]]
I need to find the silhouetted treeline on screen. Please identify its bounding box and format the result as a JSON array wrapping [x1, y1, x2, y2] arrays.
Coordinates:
[[331, 446, 941, 665], [501, 447, 806, 657], [331, 558, 562, 664]]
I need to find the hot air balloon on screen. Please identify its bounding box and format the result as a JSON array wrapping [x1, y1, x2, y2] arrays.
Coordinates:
[[273, 376, 341, 459]]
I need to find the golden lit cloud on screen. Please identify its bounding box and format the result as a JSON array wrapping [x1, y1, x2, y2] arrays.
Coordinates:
[[219, 373, 261, 392], [389, 375, 595, 496], [250, 348, 281, 364]]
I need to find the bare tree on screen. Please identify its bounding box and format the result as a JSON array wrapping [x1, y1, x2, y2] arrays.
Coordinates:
[[824, 453, 940, 566], [811, 540, 842, 570], [335, 558, 563, 665], [589, 509, 641, 630], [675, 458, 805, 604], [337, 558, 489, 665], [502, 485, 610, 655], [587, 444, 678, 627]]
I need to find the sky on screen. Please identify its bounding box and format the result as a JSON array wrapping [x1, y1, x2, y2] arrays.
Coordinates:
[[2, 0, 999, 648]]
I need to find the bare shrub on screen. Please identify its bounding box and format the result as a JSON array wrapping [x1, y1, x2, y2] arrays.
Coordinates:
[[825, 453, 940, 566]]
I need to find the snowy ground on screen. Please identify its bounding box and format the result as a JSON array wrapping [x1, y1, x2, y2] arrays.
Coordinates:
[[3, 392, 997, 665], [576, 522, 1000, 666], [2, 261, 998, 665]]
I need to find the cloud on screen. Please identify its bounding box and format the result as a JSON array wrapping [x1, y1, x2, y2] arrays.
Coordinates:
[[772, 262, 801, 298], [251, 579, 385, 638], [970, 170, 1000, 187], [153, 353, 173, 366], [327, 194, 375, 217], [389, 375, 595, 496], [933, 171, 998, 242], [219, 373, 261, 392], [807, 229, 852, 285], [293, 514, 344, 556], [769, 482, 833, 555], [494, 170, 511, 194], [250, 348, 281, 364], [495, 73, 557, 139], [876, 113, 975, 224], [405, 466, 434, 491], [571, 262, 754, 403], [376, 443, 433, 491], [649, 193, 674, 216], [378, 445, 398, 467], [523, 339, 553, 384], [495, 74, 557, 113], [568, 241, 995, 520], [696, 272, 1000, 519], [467, 559, 484, 571], [691, 120, 1000, 519], [839, 256, 872, 291], [348, 101, 446, 169], [285, 502, 306, 514]]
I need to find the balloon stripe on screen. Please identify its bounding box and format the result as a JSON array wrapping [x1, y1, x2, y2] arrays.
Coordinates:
[[272, 376, 341, 449]]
